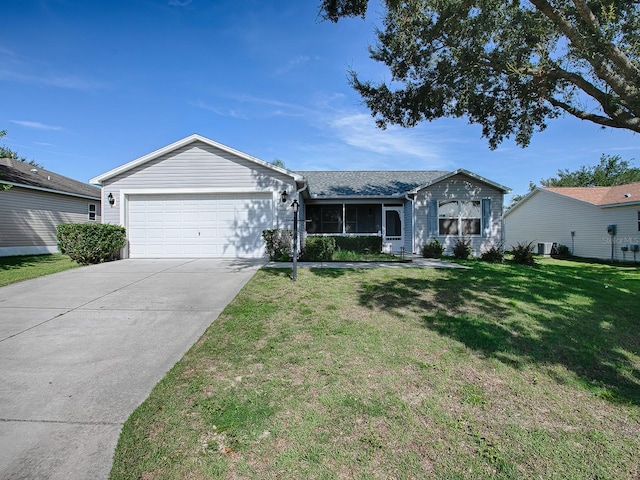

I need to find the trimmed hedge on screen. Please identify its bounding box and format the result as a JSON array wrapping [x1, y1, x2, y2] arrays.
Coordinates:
[[302, 236, 335, 261], [334, 236, 382, 254], [57, 223, 126, 265]]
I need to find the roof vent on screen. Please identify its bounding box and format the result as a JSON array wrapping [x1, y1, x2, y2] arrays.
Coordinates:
[[30, 168, 38, 174], [624, 193, 631, 198]]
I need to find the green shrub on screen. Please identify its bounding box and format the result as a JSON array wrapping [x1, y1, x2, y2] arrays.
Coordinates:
[[57, 223, 126, 265], [334, 236, 382, 254], [303, 236, 336, 261], [557, 244, 571, 257], [421, 239, 445, 258], [453, 238, 472, 259], [510, 241, 536, 266], [262, 229, 293, 261], [481, 244, 504, 263]]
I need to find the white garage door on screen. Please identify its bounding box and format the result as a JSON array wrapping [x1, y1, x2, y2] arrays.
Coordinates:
[[128, 193, 273, 258]]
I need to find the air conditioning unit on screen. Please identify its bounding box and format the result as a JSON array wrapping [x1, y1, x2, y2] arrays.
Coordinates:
[[630, 245, 640, 253], [537, 242, 554, 256]]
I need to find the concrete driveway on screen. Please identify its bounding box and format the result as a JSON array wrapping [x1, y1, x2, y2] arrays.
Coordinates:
[[0, 258, 263, 480]]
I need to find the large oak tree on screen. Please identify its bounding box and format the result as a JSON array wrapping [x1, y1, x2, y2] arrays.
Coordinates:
[[321, 0, 640, 148]]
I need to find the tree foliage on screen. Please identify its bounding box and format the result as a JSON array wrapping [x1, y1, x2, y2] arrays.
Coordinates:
[[540, 154, 640, 186], [320, 0, 640, 148], [0, 130, 43, 168]]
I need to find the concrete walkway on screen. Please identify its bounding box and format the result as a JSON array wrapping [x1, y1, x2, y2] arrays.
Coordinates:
[[265, 254, 469, 269], [0, 258, 263, 480]]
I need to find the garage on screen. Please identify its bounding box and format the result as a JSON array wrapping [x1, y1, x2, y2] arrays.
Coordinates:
[[127, 193, 273, 258]]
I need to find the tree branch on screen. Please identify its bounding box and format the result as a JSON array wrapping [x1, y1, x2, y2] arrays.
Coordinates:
[[546, 96, 640, 132], [529, 0, 637, 110], [572, 0, 640, 83]]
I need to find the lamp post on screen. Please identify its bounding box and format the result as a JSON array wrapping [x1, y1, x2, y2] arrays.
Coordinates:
[[291, 199, 299, 282]]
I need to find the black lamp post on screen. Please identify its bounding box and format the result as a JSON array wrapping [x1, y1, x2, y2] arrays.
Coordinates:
[[291, 199, 299, 282]]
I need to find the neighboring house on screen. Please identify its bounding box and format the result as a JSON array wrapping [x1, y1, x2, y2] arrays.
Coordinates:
[[504, 183, 640, 261], [90, 134, 510, 259], [0, 158, 102, 256]]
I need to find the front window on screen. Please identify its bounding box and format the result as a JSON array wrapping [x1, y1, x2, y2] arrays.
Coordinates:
[[306, 204, 381, 234], [438, 200, 480, 235], [88, 203, 97, 221]]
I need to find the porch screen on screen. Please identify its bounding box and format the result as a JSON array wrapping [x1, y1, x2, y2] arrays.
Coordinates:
[[306, 205, 381, 234]]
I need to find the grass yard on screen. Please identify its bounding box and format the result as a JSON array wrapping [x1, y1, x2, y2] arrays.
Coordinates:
[[0, 254, 79, 287], [110, 258, 639, 479]]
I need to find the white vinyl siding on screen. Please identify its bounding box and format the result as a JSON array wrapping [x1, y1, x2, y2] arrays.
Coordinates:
[[101, 141, 295, 228], [505, 190, 640, 261], [413, 174, 504, 256], [0, 186, 101, 251], [98, 140, 299, 258]]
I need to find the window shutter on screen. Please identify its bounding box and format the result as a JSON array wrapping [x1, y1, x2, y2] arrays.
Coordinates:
[[482, 199, 491, 237], [427, 199, 438, 236]]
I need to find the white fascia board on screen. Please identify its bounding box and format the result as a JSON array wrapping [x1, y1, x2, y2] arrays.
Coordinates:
[[307, 194, 402, 200], [90, 133, 304, 185], [2, 182, 101, 201]]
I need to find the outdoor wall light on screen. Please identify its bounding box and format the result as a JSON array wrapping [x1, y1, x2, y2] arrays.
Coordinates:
[[291, 198, 299, 213], [281, 190, 288, 203], [108, 193, 115, 206]]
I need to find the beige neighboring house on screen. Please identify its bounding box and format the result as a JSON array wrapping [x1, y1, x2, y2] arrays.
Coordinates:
[[90, 134, 510, 259], [504, 182, 640, 261], [0, 158, 102, 256]]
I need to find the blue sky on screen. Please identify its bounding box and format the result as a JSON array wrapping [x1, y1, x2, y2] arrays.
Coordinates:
[[2, 0, 639, 200]]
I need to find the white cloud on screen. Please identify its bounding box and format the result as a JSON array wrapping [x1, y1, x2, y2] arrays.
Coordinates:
[[191, 101, 249, 119], [0, 69, 108, 90], [274, 55, 310, 76], [194, 95, 309, 119], [168, 0, 192, 6], [11, 120, 62, 131], [329, 112, 446, 164]]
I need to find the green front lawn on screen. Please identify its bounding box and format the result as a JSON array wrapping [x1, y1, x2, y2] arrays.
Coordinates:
[[111, 258, 640, 479], [0, 254, 79, 287]]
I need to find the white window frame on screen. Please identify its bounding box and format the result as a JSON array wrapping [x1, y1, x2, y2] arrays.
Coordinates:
[[438, 200, 481, 236], [88, 203, 97, 221]]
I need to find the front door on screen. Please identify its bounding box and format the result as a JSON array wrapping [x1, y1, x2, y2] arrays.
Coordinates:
[[382, 207, 403, 254]]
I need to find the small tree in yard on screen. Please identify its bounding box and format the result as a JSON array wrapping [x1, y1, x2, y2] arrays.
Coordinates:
[[421, 239, 445, 258], [262, 229, 293, 261], [510, 241, 536, 266], [453, 238, 472, 259]]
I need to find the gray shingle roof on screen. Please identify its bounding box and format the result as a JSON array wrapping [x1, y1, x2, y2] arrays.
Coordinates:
[[296, 170, 450, 198], [0, 158, 101, 199]]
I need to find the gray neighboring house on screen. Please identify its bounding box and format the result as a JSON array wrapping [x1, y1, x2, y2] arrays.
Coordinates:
[[0, 158, 102, 257], [90, 134, 510, 259], [505, 183, 640, 261]]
